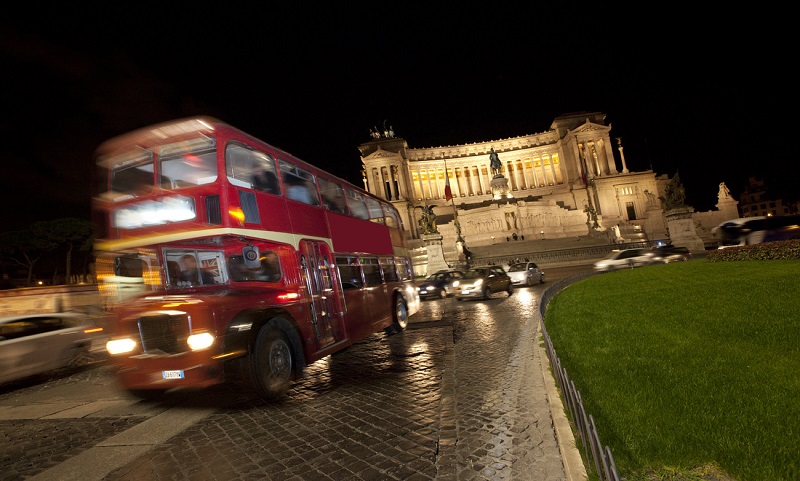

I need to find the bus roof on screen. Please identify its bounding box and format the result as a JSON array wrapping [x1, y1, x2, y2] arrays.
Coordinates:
[[94, 116, 369, 198]]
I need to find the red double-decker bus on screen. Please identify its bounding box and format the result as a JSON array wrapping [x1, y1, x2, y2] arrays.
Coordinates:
[[92, 117, 420, 400]]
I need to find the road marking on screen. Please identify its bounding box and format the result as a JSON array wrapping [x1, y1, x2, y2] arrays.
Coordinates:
[[27, 404, 217, 481]]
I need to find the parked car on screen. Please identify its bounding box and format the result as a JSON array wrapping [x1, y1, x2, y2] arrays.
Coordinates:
[[454, 266, 513, 301], [649, 245, 692, 263], [506, 261, 545, 286], [0, 312, 107, 386], [416, 269, 464, 300], [593, 248, 655, 273]]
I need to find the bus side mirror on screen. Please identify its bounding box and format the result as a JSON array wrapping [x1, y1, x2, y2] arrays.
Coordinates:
[[243, 245, 261, 269]]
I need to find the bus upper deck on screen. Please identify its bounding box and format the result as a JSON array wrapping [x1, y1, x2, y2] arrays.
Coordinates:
[[93, 117, 407, 256]]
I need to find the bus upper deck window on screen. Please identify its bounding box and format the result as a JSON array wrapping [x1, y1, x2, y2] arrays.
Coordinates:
[[345, 189, 369, 220], [318, 177, 347, 214], [225, 143, 281, 194], [159, 140, 218, 189], [279, 161, 319, 206], [104, 150, 154, 200], [366, 197, 385, 223]]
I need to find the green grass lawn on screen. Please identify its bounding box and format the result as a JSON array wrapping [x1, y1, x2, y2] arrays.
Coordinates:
[[543, 260, 800, 481]]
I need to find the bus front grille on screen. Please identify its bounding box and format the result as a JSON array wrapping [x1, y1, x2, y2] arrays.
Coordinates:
[[137, 314, 190, 354]]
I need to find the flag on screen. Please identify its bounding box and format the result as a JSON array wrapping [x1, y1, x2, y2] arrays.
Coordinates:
[[443, 157, 453, 201]]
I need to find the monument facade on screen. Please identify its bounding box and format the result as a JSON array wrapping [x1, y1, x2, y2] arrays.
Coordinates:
[[358, 111, 733, 273]]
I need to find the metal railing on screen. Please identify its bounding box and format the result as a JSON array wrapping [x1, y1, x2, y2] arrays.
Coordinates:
[[539, 271, 622, 481]]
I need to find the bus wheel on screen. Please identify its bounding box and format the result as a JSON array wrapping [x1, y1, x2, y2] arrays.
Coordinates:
[[250, 325, 294, 400], [386, 296, 409, 334]]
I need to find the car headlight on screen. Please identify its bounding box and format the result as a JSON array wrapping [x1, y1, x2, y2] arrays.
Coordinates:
[[474, 279, 483, 286]]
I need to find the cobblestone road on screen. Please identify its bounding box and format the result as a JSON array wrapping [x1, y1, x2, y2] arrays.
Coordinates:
[[0, 282, 583, 481]]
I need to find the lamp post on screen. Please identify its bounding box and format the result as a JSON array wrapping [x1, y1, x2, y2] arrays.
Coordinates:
[[540, 230, 545, 240]]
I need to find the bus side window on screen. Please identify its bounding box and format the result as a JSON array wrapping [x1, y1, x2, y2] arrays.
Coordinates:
[[345, 189, 369, 220], [336, 258, 362, 290], [366, 197, 385, 223], [318, 177, 348, 214], [279, 160, 320, 206], [395, 258, 411, 280], [228, 251, 281, 282], [253, 169, 280, 195], [167, 261, 181, 285], [383, 204, 402, 229], [160, 149, 218, 188], [361, 257, 382, 287], [380, 257, 399, 282]]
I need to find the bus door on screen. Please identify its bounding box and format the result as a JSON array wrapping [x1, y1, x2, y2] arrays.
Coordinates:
[[299, 240, 345, 350]]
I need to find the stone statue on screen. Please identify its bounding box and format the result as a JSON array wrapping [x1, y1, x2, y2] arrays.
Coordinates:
[[660, 172, 687, 210], [644, 189, 656, 206], [416, 205, 438, 235], [489, 147, 502, 176], [718, 182, 731, 200]]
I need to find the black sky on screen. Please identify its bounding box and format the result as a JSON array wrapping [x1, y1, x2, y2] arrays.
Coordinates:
[[1, 6, 794, 232]]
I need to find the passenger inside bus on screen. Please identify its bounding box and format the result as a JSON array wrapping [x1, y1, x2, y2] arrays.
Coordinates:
[[228, 251, 281, 282], [180, 254, 216, 285], [252, 169, 280, 195], [284, 174, 316, 204]]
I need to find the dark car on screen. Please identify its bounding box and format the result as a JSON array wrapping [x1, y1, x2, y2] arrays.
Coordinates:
[[649, 245, 691, 263], [416, 269, 464, 300], [454, 266, 513, 301]]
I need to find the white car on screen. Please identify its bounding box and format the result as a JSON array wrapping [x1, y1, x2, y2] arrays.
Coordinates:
[[0, 312, 107, 385], [506, 262, 545, 286], [593, 248, 656, 273]]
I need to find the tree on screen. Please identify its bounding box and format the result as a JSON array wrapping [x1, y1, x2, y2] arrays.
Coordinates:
[[0, 228, 54, 286], [30, 218, 93, 285]]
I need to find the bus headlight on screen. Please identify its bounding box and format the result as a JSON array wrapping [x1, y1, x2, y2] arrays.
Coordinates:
[[106, 338, 137, 355], [187, 332, 215, 351]]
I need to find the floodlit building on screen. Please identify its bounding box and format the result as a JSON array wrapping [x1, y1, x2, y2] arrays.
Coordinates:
[[359, 111, 737, 270], [738, 176, 791, 217]]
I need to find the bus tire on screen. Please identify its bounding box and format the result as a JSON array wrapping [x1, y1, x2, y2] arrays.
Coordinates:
[[249, 324, 294, 400], [386, 296, 409, 334]]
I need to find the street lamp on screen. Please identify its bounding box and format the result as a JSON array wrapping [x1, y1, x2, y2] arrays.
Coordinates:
[[491, 236, 495, 244], [540, 230, 545, 240]]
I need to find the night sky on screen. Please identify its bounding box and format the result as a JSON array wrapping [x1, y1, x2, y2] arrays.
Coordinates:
[[1, 6, 793, 232]]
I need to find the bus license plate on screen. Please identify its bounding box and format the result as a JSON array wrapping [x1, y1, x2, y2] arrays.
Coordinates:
[[162, 370, 184, 379]]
